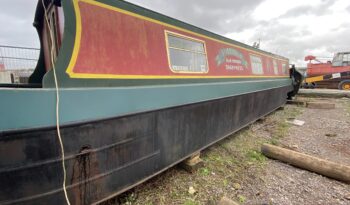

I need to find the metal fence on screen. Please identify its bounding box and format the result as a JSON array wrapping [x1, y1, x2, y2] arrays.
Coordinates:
[[0, 45, 40, 71]]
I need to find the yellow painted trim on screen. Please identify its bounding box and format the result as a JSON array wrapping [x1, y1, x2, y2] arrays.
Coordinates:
[[305, 76, 324, 83], [65, 73, 289, 79], [66, 0, 289, 79], [165, 30, 210, 74], [66, 0, 82, 77]]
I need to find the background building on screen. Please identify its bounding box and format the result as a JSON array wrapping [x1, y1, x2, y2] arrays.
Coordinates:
[[0, 45, 39, 84]]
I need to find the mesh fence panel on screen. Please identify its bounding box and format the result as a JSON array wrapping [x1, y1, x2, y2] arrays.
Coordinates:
[[0, 45, 39, 70]]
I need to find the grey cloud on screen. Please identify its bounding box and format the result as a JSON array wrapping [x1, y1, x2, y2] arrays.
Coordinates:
[[1, 0, 38, 19], [230, 0, 349, 65], [0, 1, 39, 47], [250, 24, 350, 65], [280, 0, 336, 18], [280, 5, 316, 18], [128, 0, 264, 34], [253, 20, 312, 42]]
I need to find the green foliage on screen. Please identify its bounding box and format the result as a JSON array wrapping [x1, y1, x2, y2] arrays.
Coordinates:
[[184, 199, 199, 205], [223, 179, 228, 186], [246, 150, 266, 163], [270, 138, 279, 145], [238, 195, 246, 203], [199, 167, 210, 176], [274, 121, 289, 138]]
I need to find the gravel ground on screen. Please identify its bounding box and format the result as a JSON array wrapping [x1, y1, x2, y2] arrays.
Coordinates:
[[108, 96, 350, 205], [241, 97, 350, 205]]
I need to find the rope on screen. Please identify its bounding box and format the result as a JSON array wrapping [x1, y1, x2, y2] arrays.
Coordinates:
[[41, 1, 71, 204]]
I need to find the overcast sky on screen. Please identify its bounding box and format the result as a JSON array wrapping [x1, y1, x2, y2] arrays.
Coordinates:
[[1, 0, 349, 66]]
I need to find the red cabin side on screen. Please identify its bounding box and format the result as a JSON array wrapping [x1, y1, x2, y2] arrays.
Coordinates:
[[64, 0, 289, 79]]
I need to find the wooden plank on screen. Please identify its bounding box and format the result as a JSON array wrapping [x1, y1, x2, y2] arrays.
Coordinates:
[[180, 152, 204, 173], [261, 143, 350, 184], [286, 100, 306, 106], [298, 89, 350, 98], [306, 102, 335, 109]]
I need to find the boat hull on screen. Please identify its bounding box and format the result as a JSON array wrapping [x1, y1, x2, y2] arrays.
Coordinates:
[[0, 85, 291, 205]]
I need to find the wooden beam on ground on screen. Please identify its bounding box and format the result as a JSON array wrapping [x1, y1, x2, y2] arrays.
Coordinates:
[[298, 89, 350, 99], [180, 152, 204, 173], [261, 143, 350, 184], [306, 102, 335, 109], [286, 100, 306, 106]]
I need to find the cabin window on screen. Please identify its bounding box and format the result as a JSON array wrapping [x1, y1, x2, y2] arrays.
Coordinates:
[[332, 53, 343, 67], [250, 55, 264, 75], [343, 54, 350, 61], [343, 53, 350, 66], [282, 63, 288, 74], [273, 60, 279, 75], [266, 59, 272, 74], [166, 31, 208, 73]]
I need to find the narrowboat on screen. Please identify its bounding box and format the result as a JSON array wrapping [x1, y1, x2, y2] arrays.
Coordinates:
[[0, 0, 301, 204]]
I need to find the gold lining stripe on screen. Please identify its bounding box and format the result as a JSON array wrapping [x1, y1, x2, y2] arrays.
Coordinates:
[[65, 73, 289, 79]]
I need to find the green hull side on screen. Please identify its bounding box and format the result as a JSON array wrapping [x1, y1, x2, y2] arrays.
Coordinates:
[[0, 79, 292, 132]]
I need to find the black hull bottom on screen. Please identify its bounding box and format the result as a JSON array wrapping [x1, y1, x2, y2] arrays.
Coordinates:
[[0, 86, 292, 205]]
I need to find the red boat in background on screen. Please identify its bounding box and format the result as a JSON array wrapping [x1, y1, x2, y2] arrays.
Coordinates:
[[304, 52, 350, 90]]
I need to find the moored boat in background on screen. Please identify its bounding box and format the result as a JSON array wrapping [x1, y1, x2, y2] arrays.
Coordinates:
[[0, 0, 301, 204]]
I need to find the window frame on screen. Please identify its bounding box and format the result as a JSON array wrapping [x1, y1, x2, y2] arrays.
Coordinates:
[[332, 53, 343, 67], [165, 30, 209, 74], [249, 54, 264, 75], [273, 60, 279, 75], [343, 53, 350, 63], [265, 58, 273, 74], [282, 63, 288, 75]]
